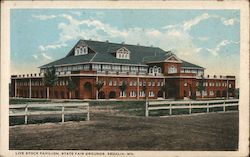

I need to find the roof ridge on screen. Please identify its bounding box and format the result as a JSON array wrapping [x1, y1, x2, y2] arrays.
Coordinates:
[[83, 39, 161, 49], [89, 52, 98, 62]]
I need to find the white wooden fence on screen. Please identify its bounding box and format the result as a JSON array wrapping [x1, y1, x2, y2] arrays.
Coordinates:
[[145, 99, 239, 117], [9, 103, 90, 124]]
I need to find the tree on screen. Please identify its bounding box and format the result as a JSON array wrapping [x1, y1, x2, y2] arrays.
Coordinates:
[[197, 76, 206, 98], [43, 66, 58, 99], [119, 81, 127, 98], [161, 84, 169, 99], [95, 81, 104, 99], [228, 86, 235, 98], [67, 77, 77, 99], [161, 83, 175, 99]]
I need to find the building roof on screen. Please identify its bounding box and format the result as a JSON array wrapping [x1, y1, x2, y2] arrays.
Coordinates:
[[40, 40, 204, 69], [181, 60, 204, 69]]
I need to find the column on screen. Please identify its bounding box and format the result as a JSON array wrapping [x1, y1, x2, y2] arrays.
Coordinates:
[[14, 79, 17, 97], [137, 77, 139, 100], [163, 78, 166, 99], [96, 76, 98, 100], [29, 78, 31, 98]]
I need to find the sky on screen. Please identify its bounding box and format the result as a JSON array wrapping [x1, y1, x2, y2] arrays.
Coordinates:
[[11, 9, 240, 85]]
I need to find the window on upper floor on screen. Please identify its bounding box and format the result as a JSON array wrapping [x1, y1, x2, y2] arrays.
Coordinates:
[[74, 46, 88, 56], [168, 65, 177, 74], [116, 47, 130, 59]]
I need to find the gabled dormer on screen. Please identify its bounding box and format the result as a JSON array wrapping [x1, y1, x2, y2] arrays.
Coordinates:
[[74, 43, 88, 56], [116, 47, 130, 59], [164, 55, 183, 63]]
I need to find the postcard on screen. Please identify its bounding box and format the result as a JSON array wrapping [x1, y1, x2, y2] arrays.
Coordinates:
[[0, 0, 249, 157]]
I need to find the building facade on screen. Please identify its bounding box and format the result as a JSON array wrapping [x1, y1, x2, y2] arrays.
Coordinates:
[[10, 40, 236, 100]]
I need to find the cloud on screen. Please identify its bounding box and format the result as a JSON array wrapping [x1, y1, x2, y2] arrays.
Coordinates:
[[197, 37, 209, 41], [221, 18, 238, 26], [69, 11, 81, 16], [33, 12, 239, 64], [39, 43, 67, 51], [206, 40, 239, 56], [183, 13, 212, 31], [41, 53, 52, 60], [32, 15, 57, 20], [32, 54, 38, 60]]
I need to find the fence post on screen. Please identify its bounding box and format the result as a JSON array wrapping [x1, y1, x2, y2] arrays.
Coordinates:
[[86, 103, 90, 121], [25, 105, 28, 124], [169, 104, 172, 116], [206, 102, 209, 113], [145, 101, 149, 117], [223, 101, 226, 112], [62, 105, 64, 123], [189, 102, 192, 114]]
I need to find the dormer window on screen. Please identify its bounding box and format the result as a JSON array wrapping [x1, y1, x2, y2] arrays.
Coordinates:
[[74, 46, 88, 56], [116, 47, 130, 59]]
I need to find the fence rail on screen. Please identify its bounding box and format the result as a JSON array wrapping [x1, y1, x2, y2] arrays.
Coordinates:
[[9, 103, 90, 124], [145, 99, 239, 117]]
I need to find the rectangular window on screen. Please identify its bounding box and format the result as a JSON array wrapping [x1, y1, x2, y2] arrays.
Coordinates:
[[92, 64, 101, 70], [196, 91, 201, 96], [148, 82, 151, 86], [148, 91, 154, 97], [131, 66, 138, 72], [129, 81, 133, 86], [133, 81, 137, 86], [113, 81, 117, 86], [120, 91, 126, 97], [83, 64, 89, 70], [139, 91, 145, 97], [121, 66, 129, 71], [209, 91, 214, 96], [152, 82, 155, 86], [202, 91, 207, 96], [130, 91, 136, 97], [139, 82, 142, 86], [102, 64, 111, 70], [112, 65, 120, 71], [109, 80, 112, 86], [157, 82, 160, 86]]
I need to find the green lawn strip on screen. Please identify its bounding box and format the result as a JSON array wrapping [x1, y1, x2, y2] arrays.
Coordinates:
[[10, 98, 51, 104], [209, 107, 223, 112], [225, 106, 238, 111]]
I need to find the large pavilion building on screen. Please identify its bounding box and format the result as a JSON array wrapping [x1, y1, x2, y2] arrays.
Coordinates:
[[10, 40, 236, 100]]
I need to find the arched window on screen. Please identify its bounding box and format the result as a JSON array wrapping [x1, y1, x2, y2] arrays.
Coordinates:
[[149, 67, 153, 74], [153, 66, 158, 74], [157, 67, 162, 73], [168, 65, 177, 74]]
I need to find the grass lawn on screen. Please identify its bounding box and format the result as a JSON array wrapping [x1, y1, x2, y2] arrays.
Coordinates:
[[9, 98, 238, 125], [9, 112, 239, 150]]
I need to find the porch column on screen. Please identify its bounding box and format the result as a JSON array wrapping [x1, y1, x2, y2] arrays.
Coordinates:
[[137, 77, 139, 100], [163, 78, 166, 99], [226, 79, 229, 99], [96, 76, 98, 100], [29, 78, 31, 98], [14, 79, 17, 97]]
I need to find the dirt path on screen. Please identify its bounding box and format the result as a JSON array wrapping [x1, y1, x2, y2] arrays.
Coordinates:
[[9, 112, 238, 150]]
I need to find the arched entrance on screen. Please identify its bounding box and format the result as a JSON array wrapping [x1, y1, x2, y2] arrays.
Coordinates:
[[84, 82, 92, 99], [109, 91, 116, 99], [222, 90, 227, 97], [184, 90, 187, 97], [216, 90, 221, 97], [157, 90, 163, 98], [98, 91, 105, 99]]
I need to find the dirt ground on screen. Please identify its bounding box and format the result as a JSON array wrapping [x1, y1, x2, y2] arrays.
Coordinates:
[[9, 111, 238, 151]]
